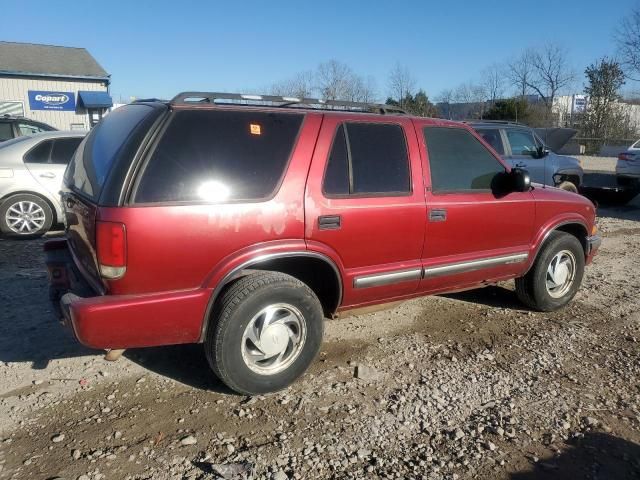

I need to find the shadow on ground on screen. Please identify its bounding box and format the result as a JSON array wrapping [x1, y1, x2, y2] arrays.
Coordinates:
[[442, 285, 524, 310], [124, 344, 235, 395], [510, 432, 640, 479], [0, 234, 95, 369]]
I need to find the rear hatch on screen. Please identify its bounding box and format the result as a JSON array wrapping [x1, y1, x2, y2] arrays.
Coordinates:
[[61, 103, 166, 293]]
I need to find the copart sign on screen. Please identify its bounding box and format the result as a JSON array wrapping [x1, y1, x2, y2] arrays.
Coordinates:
[[28, 91, 76, 111]]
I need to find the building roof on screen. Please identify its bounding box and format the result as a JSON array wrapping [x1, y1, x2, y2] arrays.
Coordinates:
[[0, 41, 109, 80]]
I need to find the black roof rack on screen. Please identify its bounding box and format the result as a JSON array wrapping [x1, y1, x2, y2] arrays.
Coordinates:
[[463, 119, 529, 127], [169, 91, 407, 115]]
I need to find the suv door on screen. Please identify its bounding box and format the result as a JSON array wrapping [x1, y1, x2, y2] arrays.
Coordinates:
[[418, 124, 535, 293], [504, 128, 548, 185], [305, 115, 427, 308]]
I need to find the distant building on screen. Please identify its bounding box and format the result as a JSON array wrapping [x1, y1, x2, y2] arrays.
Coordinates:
[[0, 41, 113, 130]]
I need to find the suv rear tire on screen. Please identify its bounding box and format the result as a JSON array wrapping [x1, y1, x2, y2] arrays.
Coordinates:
[[515, 231, 585, 312], [0, 193, 53, 238], [205, 271, 324, 395]]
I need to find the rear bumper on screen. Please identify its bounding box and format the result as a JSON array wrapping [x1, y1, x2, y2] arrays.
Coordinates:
[[46, 239, 209, 350]]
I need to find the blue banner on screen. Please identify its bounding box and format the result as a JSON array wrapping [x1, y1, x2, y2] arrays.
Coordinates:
[[28, 91, 76, 111]]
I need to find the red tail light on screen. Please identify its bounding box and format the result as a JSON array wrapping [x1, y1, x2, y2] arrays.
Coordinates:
[[618, 152, 632, 161], [96, 221, 127, 279]]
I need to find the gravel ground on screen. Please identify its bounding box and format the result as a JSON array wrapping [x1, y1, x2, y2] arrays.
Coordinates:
[[0, 176, 639, 480]]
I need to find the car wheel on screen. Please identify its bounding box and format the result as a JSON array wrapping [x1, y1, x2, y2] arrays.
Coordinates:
[[205, 271, 324, 395], [0, 194, 53, 238], [557, 181, 578, 193], [515, 231, 585, 312]]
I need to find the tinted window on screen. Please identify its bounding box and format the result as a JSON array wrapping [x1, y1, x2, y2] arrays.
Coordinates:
[[506, 129, 537, 156], [424, 127, 505, 192], [51, 138, 82, 164], [24, 140, 52, 164], [65, 104, 153, 200], [135, 110, 303, 203], [323, 125, 350, 195], [0, 123, 12, 142], [322, 123, 410, 196], [475, 128, 504, 155]]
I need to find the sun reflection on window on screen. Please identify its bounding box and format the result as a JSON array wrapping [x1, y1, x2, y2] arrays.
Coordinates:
[[197, 180, 231, 202]]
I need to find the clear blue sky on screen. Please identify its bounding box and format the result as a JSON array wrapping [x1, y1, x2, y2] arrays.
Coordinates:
[[1, 0, 636, 102]]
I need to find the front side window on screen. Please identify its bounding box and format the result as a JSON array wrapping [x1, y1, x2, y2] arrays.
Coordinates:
[[506, 129, 537, 156], [424, 127, 505, 192], [51, 138, 83, 164], [24, 140, 53, 164], [135, 110, 304, 203], [323, 123, 411, 196], [475, 128, 505, 155]]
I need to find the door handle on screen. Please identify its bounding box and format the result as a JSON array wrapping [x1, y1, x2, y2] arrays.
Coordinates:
[[39, 172, 56, 179], [428, 209, 447, 222], [318, 215, 341, 230]]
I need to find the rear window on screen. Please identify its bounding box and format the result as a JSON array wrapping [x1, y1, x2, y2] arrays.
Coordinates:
[[64, 104, 153, 200], [134, 110, 304, 204]]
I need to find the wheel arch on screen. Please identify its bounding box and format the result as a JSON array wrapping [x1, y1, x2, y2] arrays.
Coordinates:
[[527, 219, 589, 274], [199, 251, 343, 342]]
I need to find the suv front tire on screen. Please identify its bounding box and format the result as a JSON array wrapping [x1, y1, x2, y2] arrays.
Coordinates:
[[515, 231, 585, 312], [205, 271, 324, 395]]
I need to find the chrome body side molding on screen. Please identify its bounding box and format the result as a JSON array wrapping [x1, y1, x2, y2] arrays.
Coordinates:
[[353, 252, 529, 289], [353, 268, 422, 289], [423, 253, 528, 278]]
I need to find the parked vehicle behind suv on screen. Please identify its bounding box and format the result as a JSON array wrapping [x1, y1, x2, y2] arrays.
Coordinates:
[[0, 131, 85, 237], [0, 115, 57, 143], [470, 121, 583, 193], [46, 93, 600, 395]]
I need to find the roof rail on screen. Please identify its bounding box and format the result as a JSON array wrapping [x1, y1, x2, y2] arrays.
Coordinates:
[[463, 119, 529, 127], [169, 91, 407, 115]]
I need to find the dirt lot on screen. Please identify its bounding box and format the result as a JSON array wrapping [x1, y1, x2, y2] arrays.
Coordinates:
[[1, 168, 639, 480]]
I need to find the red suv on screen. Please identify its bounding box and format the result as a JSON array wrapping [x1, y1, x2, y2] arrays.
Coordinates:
[[46, 92, 601, 395]]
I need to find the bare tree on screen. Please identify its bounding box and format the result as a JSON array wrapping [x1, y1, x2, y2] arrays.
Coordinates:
[[435, 89, 455, 119], [527, 43, 575, 109], [316, 60, 354, 100], [507, 50, 534, 98], [481, 64, 505, 105], [616, 4, 640, 81], [270, 70, 315, 98], [345, 75, 378, 103], [388, 63, 416, 109]]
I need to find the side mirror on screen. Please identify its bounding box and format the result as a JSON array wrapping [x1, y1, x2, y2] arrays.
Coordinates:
[[510, 167, 531, 192], [534, 146, 549, 159]]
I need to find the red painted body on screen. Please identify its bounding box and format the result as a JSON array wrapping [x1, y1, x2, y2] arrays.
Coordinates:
[[49, 105, 599, 350]]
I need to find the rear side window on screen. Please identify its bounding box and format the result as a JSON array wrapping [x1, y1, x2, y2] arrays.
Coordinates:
[[24, 140, 53, 164], [0, 123, 12, 142], [475, 128, 504, 155], [51, 138, 82, 164], [323, 123, 411, 196], [424, 127, 505, 192], [134, 110, 303, 203], [65, 104, 153, 200]]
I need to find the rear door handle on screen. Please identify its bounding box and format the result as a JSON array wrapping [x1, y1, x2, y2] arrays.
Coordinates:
[[428, 209, 447, 222], [39, 172, 56, 179], [318, 215, 341, 230]]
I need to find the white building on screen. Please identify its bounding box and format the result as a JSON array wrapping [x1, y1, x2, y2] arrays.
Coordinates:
[[0, 41, 113, 130]]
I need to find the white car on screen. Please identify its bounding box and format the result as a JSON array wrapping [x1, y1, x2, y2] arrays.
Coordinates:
[[0, 131, 85, 237], [617, 139, 640, 185]]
